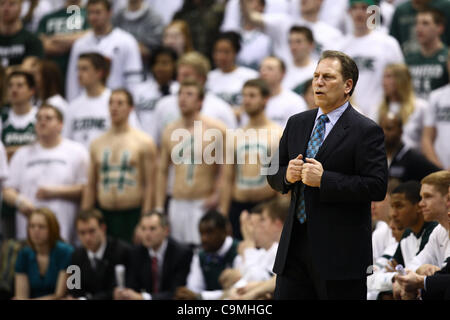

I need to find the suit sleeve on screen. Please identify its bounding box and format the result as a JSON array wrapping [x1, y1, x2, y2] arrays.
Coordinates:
[[422, 275, 450, 300], [320, 123, 388, 202], [266, 116, 294, 194]]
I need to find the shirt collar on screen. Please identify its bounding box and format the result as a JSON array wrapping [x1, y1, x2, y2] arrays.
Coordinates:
[[148, 238, 168, 262], [216, 236, 233, 257], [316, 101, 349, 126], [87, 239, 107, 261]]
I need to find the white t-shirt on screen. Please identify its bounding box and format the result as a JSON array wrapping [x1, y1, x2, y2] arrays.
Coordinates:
[[331, 31, 404, 121], [263, 14, 343, 66], [221, 0, 292, 32], [241, 89, 307, 128], [66, 28, 143, 102], [385, 98, 429, 151], [152, 92, 237, 145], [409, 224, 450, 272], [63, 88, 142, 150], [367, 240, 399, 299], [131, 78, 178, 138], [235, 242, 278, 288], [282, 60, 317, 91], [424, 84, 450, 169], [5, 139, 89, 242], [237, 28, 273, 71], [0, 141, 8, 188], [206, 66, 259, 107], [372, 220, 397, 262]]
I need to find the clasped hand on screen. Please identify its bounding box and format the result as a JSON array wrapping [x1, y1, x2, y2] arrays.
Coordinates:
[[286, 154, 323, 187]]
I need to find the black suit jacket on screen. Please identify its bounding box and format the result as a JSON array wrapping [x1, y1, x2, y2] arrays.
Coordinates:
[[422, 258, 450, 300], [68, 237, 131, 300], [267, 105, 388, 281], [126, 237, 193, 300]]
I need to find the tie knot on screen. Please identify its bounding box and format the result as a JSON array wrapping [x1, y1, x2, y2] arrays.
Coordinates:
[[318, 114, 330, 123]]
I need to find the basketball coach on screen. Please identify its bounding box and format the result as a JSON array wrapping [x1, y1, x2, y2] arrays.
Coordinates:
[[267, 50, 388, 300]]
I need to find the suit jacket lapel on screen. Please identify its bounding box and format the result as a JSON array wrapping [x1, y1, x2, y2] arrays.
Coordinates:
[[314, 105, 352, 164], [294, 109, 318, 157], [160, 239, 173, 289]]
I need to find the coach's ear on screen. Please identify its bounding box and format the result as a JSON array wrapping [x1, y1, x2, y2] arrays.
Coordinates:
[[344, 79, 353, 96]]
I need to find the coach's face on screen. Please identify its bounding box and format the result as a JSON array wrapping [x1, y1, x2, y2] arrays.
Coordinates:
[[313, 58, 351, 112]]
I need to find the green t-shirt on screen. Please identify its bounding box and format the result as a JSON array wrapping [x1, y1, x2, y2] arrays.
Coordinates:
[[389, 0, 450, 56], [1, 106, 37, 148], [406, 46, 449, 99], [37, 7, 89, 80], [0, 28, 43, 67]]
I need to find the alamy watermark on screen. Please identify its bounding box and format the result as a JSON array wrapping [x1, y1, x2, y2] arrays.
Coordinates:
[[66, 5, 83, 31], [367, 5, 382, 30], [169, 121, 280, 176]]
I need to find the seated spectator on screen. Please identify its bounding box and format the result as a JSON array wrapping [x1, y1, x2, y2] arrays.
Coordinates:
[[175, 210, 240, 300], [13, 208, 73, 300], [131, 46, 178, 138], [366, 207, 406, 300], [405, 8, 448, 100], [221, 197, 288, 298], [371, 180, 398, 263], [422, 51, 450, 170], [162, 20, 194, 58], [206, 32, 259, 108], [282, 26, 317, 91], [395, 185, 450, 300], [380, 113, 441, 183], [3, 104, 89, 242], [389, 181, 438, 271], [67, 209, 131, 300], [65, 0, 143, 102], [241, 56, 307, 128], [114, 211, 192, 300], [21, 57, 69, 114], [113, 0, 164, 62], [0, 0, 43, 67], [366, 181, 437, 299], [406, 171, 450, 275], [1, 70, 37, 161], [37, 0, 90, 87], [379, 63, 429, 151]]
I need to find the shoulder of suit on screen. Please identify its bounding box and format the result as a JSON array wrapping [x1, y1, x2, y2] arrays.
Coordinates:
[[168, 237, 193, 255], [287, 108, 317, 123]]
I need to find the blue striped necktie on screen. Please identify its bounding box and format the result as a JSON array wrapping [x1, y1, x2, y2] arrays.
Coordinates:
[[297, 114, 330, 224]]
